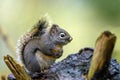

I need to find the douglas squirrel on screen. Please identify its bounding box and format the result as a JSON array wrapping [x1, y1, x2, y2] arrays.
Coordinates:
[[16, 16, 72, 77]]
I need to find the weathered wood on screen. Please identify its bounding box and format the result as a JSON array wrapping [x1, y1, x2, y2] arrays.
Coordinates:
[[1, 75, 6, 80], [4, 55, 31, 80], [88, 31, 116, 80]]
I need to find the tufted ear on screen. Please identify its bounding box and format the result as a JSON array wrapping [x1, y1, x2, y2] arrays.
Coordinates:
[[31, 15, 51, 36], [50, 24, 59, 35], [37, 16, 50, 31]]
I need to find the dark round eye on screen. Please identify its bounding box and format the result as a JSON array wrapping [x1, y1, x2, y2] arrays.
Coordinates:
[[59, 32, 65, 38]]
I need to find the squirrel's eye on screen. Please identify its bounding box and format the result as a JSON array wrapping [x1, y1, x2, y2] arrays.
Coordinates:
[[59, 32, 65, 38]]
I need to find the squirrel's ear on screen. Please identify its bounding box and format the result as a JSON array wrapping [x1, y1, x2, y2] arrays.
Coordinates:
[[35, 15, 51, 31], [50, 24, 58, 35], [38, 16, 49, 31]]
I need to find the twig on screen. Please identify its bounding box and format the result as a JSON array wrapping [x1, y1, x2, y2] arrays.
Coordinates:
[[0, 27, 16, 54]]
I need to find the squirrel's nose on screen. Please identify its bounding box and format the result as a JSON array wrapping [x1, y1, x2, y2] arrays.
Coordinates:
[[68, 37, 73, 42]]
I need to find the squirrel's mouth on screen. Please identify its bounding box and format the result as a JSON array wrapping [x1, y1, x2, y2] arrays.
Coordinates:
[[58, 37, 73, 45], [64, 37, 73, 45], [68, 37, 73, 42]]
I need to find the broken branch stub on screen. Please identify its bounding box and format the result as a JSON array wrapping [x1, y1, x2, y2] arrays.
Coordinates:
[[88, 31, 116, 80], [4, 55, 31, 80]]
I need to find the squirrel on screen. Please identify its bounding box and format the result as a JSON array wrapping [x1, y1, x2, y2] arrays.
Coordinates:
[[16, 16, 72, 77]]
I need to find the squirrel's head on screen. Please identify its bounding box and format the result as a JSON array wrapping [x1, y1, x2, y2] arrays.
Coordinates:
[[32, 16, 72, 46], [49, 24, 72, 45], [31, 16, 72, 47]]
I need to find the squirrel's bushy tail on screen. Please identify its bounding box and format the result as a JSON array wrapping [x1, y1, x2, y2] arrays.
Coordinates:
[[16, 15, 51, 65]]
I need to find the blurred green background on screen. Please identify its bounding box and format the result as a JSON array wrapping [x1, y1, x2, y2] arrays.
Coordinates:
[[0, 0, 120, 76]]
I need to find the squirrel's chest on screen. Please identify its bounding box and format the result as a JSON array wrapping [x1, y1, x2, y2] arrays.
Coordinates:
[[35, 50, 55, 70]]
